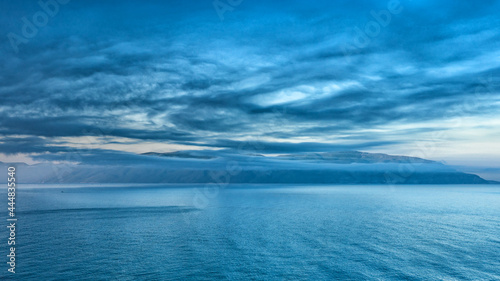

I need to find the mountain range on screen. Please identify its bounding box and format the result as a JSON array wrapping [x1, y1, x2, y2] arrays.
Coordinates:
[[0, 151, 496, 184]]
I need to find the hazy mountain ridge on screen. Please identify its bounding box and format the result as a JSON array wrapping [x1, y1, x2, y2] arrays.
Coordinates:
[[277, 151, 437, 164], [0, 151, 496, 184]]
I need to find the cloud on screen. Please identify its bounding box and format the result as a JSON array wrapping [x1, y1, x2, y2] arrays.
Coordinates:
[[0, 0, 499, 166]]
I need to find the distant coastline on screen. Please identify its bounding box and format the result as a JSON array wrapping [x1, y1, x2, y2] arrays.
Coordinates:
[[2, 151, 497, 185]]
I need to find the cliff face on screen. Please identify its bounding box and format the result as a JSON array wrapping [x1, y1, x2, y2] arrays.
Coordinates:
[[0, 151, 493, 184]]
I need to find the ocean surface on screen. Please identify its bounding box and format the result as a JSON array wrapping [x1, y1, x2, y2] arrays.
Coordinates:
[[1, 184, 499, 280]]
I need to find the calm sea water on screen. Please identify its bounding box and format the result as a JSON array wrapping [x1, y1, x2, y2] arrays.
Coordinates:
[[1, 184, 499, 280]]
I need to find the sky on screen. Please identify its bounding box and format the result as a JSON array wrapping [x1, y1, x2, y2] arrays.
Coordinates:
[[0, 0, 499, 177]]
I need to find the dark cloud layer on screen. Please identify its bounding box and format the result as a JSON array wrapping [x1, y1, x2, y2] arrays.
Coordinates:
[[0, 0, 499, 164]]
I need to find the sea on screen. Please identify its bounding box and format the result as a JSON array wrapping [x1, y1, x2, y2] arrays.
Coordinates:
[[0, 184, 499, 280]]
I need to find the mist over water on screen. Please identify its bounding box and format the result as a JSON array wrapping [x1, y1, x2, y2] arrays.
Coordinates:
[[1, 185, 499, 280]]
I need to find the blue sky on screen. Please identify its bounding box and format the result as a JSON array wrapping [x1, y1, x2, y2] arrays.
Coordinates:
[[0, 0, 499, 176]]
